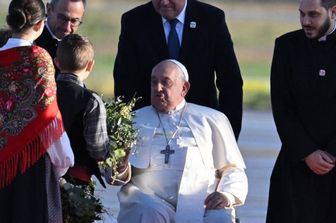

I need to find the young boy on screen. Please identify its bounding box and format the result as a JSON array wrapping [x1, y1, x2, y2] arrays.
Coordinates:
[[55, 33, 109, 189]]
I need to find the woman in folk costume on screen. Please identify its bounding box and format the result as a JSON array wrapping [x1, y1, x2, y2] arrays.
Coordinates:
[[0, 0, 74, 222]]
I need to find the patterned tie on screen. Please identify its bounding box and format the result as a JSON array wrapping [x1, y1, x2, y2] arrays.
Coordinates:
[[168, 19, 180, 60]]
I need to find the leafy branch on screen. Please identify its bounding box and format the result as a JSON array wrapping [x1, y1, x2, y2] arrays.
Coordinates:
[[100, 96, 139, 183], [60, 179, 105, 223]]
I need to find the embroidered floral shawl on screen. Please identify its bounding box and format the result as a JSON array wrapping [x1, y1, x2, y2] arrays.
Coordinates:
[[0, 45, 65, 189]]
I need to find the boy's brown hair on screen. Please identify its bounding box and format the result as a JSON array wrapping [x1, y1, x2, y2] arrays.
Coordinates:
[[56, 33, 94, 72]]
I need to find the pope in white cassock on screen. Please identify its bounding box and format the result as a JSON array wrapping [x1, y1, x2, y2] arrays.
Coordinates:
[[110, 59, 248, 223]]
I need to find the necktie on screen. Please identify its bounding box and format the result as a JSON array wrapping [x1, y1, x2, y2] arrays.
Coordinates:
[[168, 19, 180, 60]]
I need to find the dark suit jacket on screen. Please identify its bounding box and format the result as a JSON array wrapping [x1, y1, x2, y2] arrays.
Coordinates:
[[113, 0, 243, 139], [35, 27, 60, 75], [266, 29, 336, 223]]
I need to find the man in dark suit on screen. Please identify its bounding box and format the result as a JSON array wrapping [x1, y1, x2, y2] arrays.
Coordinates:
[[35, 0, 86, 75], [266, 0, 336, 222], [113, 0, 243, 139]]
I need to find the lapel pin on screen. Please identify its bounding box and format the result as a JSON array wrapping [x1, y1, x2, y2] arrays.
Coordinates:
[[190, 21, 196, 28], [319, 69, 326, 77]]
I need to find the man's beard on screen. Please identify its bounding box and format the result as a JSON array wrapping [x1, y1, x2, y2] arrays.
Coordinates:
[[305, 16, 331, 39], [316, 17, 331, 39]]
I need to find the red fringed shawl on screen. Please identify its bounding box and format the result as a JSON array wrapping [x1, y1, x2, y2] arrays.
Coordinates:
[[0, 45, 65, 189]]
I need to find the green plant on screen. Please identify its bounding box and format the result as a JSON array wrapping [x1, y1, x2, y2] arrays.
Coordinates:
[[60, 179, 105, 223], [100, 96, 138, 183]]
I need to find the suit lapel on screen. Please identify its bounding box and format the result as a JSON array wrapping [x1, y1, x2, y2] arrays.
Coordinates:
[[145, 2, 169, 59], [180, 0, 200, 63]]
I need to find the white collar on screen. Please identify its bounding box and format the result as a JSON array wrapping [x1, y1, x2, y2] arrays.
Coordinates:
[[46, 18, 61, 41], [161, 0, 187, 25], [156, 99, 186, 115], [0, 38, 33, 51], [318, 23, 336, 42], [173, 99, 186, 112]]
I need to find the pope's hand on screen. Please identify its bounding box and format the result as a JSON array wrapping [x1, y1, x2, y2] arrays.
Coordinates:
[[204, 192, 229, 210], [117, 148, 131, 173]]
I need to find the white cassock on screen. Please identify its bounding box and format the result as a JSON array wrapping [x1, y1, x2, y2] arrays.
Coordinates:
[[117, 100, 248, 223]]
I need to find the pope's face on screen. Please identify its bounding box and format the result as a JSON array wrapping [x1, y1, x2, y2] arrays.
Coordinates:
[[299, 0, 334, 39], [152, 0, 185, 20], [47, 0, 85, 39], [151, 62, 189, 113]]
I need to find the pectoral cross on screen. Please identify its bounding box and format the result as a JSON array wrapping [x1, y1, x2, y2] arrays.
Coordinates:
[[160, 145, 175, 164]]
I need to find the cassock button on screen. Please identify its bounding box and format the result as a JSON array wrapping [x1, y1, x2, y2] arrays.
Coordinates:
[[319, 69, 326, 77]]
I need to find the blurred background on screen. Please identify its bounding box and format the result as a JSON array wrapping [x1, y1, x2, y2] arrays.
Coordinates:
[[0, 1, 299, 222]]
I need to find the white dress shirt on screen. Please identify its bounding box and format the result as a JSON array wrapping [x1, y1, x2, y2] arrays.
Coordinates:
[[161, 0, 187, 45]]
